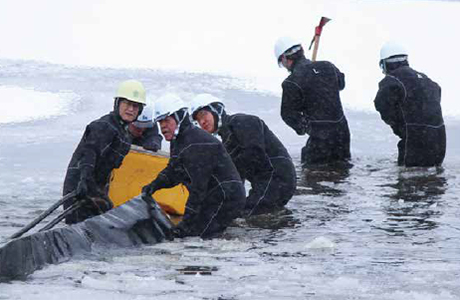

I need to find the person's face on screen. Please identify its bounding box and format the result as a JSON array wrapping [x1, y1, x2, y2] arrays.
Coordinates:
[[159, 116, 178, 141], [118, 99, 141, 122], [128, 123, 146, 138], [280, 55, 293, 70], [195, 110, 216, 133]]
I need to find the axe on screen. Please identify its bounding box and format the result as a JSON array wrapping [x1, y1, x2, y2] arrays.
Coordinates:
[[309, 17, 331, 62]]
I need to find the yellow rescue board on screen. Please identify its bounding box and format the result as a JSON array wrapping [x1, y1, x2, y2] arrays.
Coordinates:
[[108, 146, 188, 215]]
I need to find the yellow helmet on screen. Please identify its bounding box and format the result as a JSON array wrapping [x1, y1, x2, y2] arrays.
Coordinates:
[[115, 80, 147, 105]]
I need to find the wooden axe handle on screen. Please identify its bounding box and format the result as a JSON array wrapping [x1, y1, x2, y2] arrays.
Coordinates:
[[311, 17, 331, 62]]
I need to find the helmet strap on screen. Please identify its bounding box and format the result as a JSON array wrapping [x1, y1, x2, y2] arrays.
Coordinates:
[[172, 109, 187, 139], [208, 103, 225, 131]]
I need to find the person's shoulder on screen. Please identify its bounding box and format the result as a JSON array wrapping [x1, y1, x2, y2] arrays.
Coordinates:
[[229, 113, 259, 123], [88, 113, 119, 132], [183, 125, 218, 143], [312, 60, 340, 71], [379, 73, 405, 88]]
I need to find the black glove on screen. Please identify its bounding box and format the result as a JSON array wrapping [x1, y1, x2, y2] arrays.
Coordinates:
[[149, 144, 160, 152], [295, 127, 306, 136], [173, 223, 188, 238], [76, 165, 93, 199], [295, 117, 308, 136], [76, 179, 88, 199], [88, 196, 113, 213], [142, 181, 158, 197]]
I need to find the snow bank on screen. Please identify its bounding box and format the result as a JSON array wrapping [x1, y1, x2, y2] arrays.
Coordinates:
[[1, 0, 459, 116], [0, 86, 76, 123]]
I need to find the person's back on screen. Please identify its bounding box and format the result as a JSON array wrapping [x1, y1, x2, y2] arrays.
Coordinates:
[[284, 58, 346, 123], [218, 113, 296, 215], [374, 42, 445, 167], [278, 45, 351, 166], [384, 66, 443, 127]]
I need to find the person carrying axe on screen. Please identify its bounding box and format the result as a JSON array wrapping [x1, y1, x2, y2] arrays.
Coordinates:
[[275, 30, 351, 167]]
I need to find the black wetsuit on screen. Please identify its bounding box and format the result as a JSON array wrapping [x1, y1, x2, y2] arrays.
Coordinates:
[[374, 62, 445, 167], [63, 112, 132, 224], [281, 56, 351, 166], [147, 118, 245, 239], [218, 112, 297, 215], [131, 123, 162, 151]]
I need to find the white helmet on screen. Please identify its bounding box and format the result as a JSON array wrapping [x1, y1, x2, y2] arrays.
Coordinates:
[[274, 36, 302, 67], [380, 41, 408, 61], [154, 93, 188, 123], [190, 94, 224, 119], [132, 104, 154, 128]]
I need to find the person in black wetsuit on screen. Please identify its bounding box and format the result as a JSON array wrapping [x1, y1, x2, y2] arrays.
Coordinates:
[[374, 42, 446, 167], [274, 36, 351, 167], [142, 93, 245, 239], [190, 93, 296, 216], [63, 80, 147, 224], [128, 104, 162, 151]]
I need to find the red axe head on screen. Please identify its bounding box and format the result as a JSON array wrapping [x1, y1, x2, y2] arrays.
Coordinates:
[[319, 17, 331, 28], [309, 16, 331, 50]]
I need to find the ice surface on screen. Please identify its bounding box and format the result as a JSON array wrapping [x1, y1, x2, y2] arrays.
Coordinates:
[[1, 1, 460, 299], [1, 0, 460, 116], [0, 86, 77, 123]]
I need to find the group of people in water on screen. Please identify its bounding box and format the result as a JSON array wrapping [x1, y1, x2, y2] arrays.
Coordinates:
[[62, 37, 446, 239]]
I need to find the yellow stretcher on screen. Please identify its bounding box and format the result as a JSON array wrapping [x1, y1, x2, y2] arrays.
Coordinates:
[[108, 145, 188, 215]]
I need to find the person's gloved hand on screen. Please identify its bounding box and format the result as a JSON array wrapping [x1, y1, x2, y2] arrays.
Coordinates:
[[295, 127, 306, 136], [90, 196, 113, 213], [76, 179, 88, 199], [295, 117, 308, 136], [76, 165, 93, 200], [149, 144, 160, 152], [173, 223, 188, 238], [142, 181, 158, 197]]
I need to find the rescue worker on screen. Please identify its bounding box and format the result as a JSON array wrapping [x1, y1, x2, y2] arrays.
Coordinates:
[[63, 80, 146, 224], [374, 42, 446, 167], [128, 104, 162, 151], [190, 93, 297, 216], [275, 36, 351, 166], [142, 94, 245, 239]]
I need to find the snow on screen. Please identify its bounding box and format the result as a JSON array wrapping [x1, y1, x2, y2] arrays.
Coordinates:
[[0, 86, 77, 123], [1, 1, 460, 299], [1, 0, 460, 116]]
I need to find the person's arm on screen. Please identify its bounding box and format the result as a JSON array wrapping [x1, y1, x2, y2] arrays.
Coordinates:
[[143, 154, 184, 195], [231, 116, 272, 178], [332, 64, 345, 91], [140, 125, 163, 151], [175, 143, 217, 231], [374, 76, 406, 137], [281, 80, 308, 135], [76, 121, 117, 197]]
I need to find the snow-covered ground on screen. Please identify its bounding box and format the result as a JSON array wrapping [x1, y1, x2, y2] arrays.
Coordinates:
[[1, 0, 460, 299], [0, 86, 77, 124], [1, 0, 460, 117]]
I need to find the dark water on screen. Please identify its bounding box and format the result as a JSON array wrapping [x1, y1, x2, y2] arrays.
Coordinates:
[[1, 59, 460, 299]]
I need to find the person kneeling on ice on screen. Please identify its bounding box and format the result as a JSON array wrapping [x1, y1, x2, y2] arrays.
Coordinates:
[[63, 80, 147, 224], [128, 104, 163, 151], [190, 94, 297, 216], [374, 41, 446, 167], [142, 93, 245, 239]]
